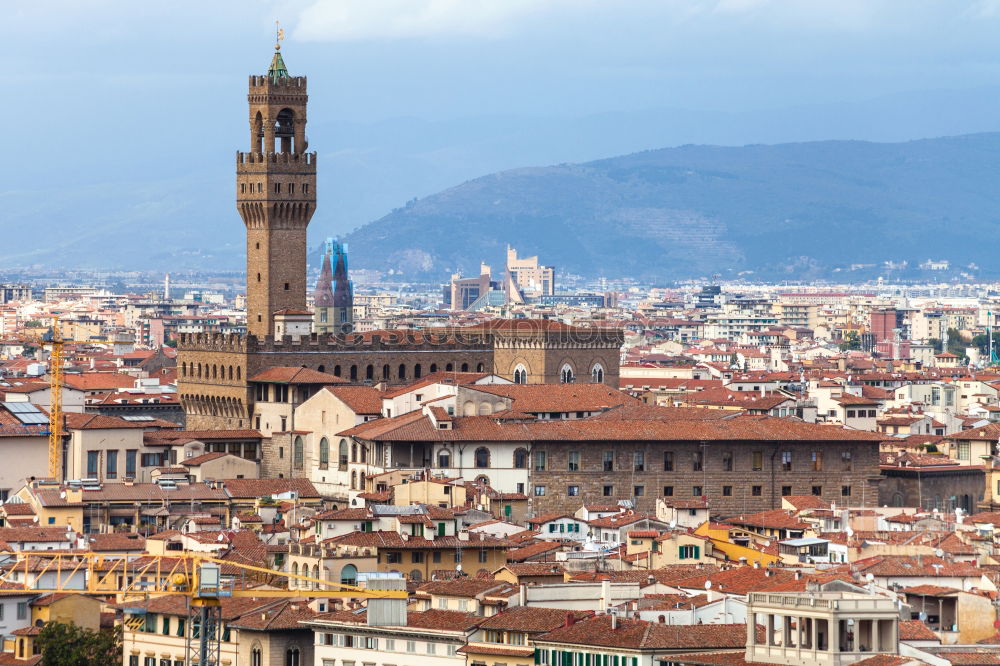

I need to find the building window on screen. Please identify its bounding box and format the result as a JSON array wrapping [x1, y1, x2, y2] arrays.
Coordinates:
[[106, 450, 118, 479], [663, 451, 674, 471], [958, 441, 971, 460], [752, 450, 763, 471], [534, 486, 546, 497], [634, 450, 645, 472], [692, 451, 703, 472], [513, 448, 527, 469], [841, 450, 852, 471], [513, 365, 527, 384], [293, 436, 304, 467], [560, 364, 574, 383], [692, 486, 702, 497], [663, 486, 673, 496], [125, 450, 137, 478], [86, 451, 99, 478], [603, 450, 614, 472], [812, 451, 823, 471], [780, 451, 792, 471], [722, 485, 732, 496], [534, 451, 546, 471], [752, 485, 762, 496], [475, 447, 490, 468], [841, 485, 852, 497], [722, 451, 733, 472], [633, 485, 644, 497], [678, 545, 701, 560], [603, 485, 614, 496], [568, 451, 580, 471], [437, 450, 451, 468], [782, 485, 792, 496]]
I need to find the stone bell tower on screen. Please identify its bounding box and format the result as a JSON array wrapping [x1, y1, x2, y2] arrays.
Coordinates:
[[236, 45, 317, 338]]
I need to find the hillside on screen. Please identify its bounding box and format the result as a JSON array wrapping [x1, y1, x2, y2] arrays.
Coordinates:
[[344, 133, 1000, 281]]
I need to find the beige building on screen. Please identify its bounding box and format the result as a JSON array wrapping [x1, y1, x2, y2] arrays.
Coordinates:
[[506, 246, 555, 299], [118, 596, 316, 666]]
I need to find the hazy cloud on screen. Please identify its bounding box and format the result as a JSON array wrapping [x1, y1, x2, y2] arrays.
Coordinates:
[[295, 0, 582, 41]]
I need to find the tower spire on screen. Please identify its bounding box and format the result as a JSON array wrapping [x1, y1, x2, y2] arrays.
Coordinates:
[[269, 20, 289, 82]]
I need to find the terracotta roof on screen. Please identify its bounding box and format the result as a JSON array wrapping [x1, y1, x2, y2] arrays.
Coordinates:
[[63, 412, 178, 430], [724, 510, 811, 531], [507, 540, 565, 562], [323, 386, 385, 414], [343, 412, 884, 443], [86, 532, 145, 551], [221, 478, 320, 499], [538, 615, 756, 650], [180, 452, 230, 466], [465, 384, 639, 413], [782, 495, 831, 511], [417, 579, 512, 598], [249, 367, 349, 384], [898, 619, 940, 641]]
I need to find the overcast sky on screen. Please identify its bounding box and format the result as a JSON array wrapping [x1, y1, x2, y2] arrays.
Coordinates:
[[11, 0, 1000, 122], [8, 1, 1000, 249]]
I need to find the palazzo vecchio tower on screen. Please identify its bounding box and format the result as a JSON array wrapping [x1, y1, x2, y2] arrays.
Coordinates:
[[238, 46, 315, 338], [177, 46, 621, 431]]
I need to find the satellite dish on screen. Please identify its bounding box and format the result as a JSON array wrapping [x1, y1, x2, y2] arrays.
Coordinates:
[[919, 612, 928, 622], [865, 573, 874, 582], [934, 549, 944, 558], [846, 527, 855, 538], [217, 534, 224, 542], [704, 580, 712, 590], [32, 516, 38, 523], [59, 491, 66, 499], [455, 564, 462, 572], [668, 521, 676, 530]]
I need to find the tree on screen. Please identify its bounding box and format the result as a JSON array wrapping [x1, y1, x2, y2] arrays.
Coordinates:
[[838, 331, 862, 351], [945, 328, 966, 358], [36, 622, 121, 666]]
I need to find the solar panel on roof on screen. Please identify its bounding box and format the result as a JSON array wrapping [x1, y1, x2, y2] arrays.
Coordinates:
[[122, 415, 154, 422], [3, 402, 41, 414], [15, 413, 48, 425]]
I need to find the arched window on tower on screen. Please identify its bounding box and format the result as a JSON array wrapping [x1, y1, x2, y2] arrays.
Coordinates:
[[560, 364, 575, 384], [350, 365, 358, 381], [275, 108, 296, 153], [461, 363, 469, 372], [366, 365, 374, 381], [430, 363, 438, 374], [513, 364, 527, 385], [398, 364, 406, 381], [382, 364, 390, 381], [477, 363, 485, 372], [591, 363, 605, 384], [414, 363, 422, 379], [293, 436, 304, 468]]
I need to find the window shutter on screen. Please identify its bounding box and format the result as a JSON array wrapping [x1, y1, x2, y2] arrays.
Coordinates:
[[534, 649, 541, 665]]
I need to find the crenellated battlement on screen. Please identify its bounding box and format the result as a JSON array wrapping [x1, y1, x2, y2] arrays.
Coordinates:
[[237, 151, 317, 170], [179, 331, 493, 354], [249, 74, 307, 89]]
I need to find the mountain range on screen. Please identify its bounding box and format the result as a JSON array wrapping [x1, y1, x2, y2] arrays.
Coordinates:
[[344, 132, 1000, 281]]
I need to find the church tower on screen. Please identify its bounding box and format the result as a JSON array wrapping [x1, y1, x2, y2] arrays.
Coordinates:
[[314, 238, 354, 335], [237, 44, 317, 338]]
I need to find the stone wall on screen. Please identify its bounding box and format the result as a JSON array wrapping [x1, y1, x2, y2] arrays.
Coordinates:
[[529, 439, 881, 517]]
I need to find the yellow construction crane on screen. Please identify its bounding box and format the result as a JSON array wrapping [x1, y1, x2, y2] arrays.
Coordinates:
[[0, 550, 407, 666], [36, 315, 114, 481]]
